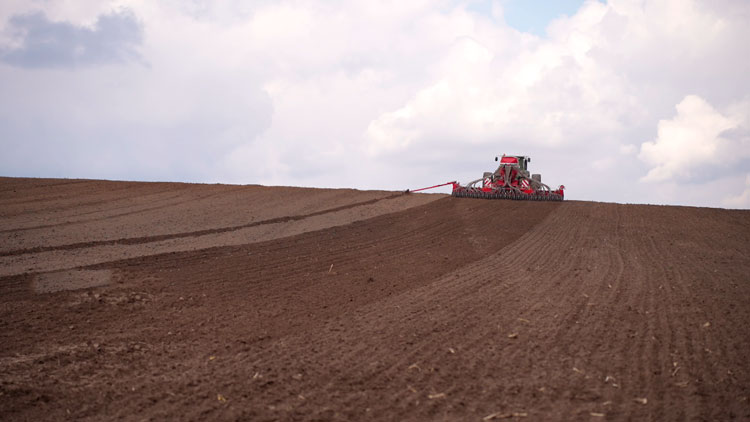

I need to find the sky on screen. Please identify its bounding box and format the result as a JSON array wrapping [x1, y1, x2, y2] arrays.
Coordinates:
[[0, 0, 749, 209]]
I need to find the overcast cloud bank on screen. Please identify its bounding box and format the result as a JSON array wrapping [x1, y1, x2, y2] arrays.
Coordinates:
[[0, 9, 142, 68], [0, 0, 748, 208]]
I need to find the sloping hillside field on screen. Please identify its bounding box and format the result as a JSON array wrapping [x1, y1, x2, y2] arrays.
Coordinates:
[[1, 177, 749, 421]]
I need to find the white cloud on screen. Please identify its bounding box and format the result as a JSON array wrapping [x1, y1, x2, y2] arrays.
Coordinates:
[[639, 95, 749, 183], [619, 144, 637, 155], [365, 1, 622, 156], [0, 2, 273, 182], [723, 174, 750, 208], [0, 0, 749, 208]]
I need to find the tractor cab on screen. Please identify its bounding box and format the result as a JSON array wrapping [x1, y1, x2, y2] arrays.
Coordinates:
[[495, 155, 530, 171]]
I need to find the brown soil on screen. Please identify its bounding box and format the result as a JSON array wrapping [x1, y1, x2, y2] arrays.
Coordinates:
[[1, 177, 749, 421], [0, 178, 439, 276]]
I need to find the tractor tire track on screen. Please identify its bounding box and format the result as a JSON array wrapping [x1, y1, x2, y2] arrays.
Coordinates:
[[1, 189, 202, 233], [0, 180, 398, 253], [0, 193, 404, 257]]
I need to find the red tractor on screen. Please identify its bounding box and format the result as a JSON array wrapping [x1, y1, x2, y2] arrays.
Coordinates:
[[451, 155, 564, 201]]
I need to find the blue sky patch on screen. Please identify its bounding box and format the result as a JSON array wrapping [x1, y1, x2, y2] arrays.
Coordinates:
[[469, 0, 599, 36]]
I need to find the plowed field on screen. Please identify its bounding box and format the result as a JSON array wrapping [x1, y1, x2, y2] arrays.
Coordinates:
[[1, 177, 749, 421]]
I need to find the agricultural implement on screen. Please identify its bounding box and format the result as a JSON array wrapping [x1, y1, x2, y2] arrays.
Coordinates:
[[409, 154, 565, 201]]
